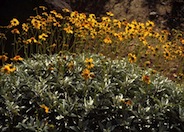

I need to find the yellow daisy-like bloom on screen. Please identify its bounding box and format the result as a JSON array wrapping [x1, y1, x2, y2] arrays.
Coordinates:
[[53, 21, 61, 27], [128, 53, 137, 63], [0, 55, 8, 62], [10, 18, 19, 27], [26, 37, 38, 44], [114, 32, 123, 41], [163, 50, 172, 60], [146, 20, 155, 29], [31, 18, 41, 29], [89, 14, 96, 19], [113, 19, 122, 29], [67, 61, 74, 70], [142, 75, 151, 84], [63, 24, 73, 34], [1, 64, 16, 74], [42, 12, 48, 17], [62, 8, 70, 13], [39, 6, 47, 11], [11, 28, 20, 34], [144, 61, 151, 67], [103, 36, 112, 44], [38, 33, 48, 41], [55, 13, 63, 19], [85, 58, 93, 64], [11, 55, 23, 61], [22, 23, 29, 32], [150, 70, 157, 75], [81, 68, 94, 80], [85, 58, 94, 69], [40, 104, 49, 114], [120, 99, 132, 106], [106, 11, 114, 17], [102, 16, 111, 22], [125, 24, 135, 33], [50, 10, 57, 15]]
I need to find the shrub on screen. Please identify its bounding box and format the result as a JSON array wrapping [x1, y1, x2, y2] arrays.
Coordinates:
[[0, 53, 184, 131]]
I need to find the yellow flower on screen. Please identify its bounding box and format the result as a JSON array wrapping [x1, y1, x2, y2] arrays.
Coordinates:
[[150, 70, 157, 75], [1, 64, 16, 74], [11, 55, 23, 61], [137, 23, 145, 30], [142, 39, 148, 46], [113, 19, 121, 28], [81, 68, 94, 80], [146, 20, 154, 29], [67, 61, 74, 70], [163, 50, 172, 60], [11, 28, 20, 34], [120, 99, 132, 106], [39, 6, 47, 10], [42, 12, 48, 17], [122, 18, 128, 26], [71, 11, 79, 18], [114, 32, 123, 41], [85, 58, 94, 69], [50, 10, 57, 15], [40, 104, 49, 114], [0, 55, 8, 62], [159, 35, 167, 43], [55, 13, 63, 19], [31, 18, 41, 29], [106, 11, 114, 17], [125, 24, 135, 33], [26, 37, 38, 44], [53, 21, 61, 27], [128, 53, 137, 63], [142, 75, 151, 84], [89, 14, 96, 19], [62, 8, 70, 13], [10, 18, 19, 27], [102, 16, 111, 22], [22, 23, 29, 32], [144, 61, 151, 67], [63, 24, 73, 34], [85, 58, 93, 64], [103, 36, 112, 44], [38, 33, 48, 41]]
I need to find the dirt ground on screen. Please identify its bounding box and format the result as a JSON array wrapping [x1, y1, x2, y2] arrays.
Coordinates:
[[71, 0, 183, 30]]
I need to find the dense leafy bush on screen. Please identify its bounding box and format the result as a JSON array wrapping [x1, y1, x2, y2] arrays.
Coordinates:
[[0, 53, 184, 131]]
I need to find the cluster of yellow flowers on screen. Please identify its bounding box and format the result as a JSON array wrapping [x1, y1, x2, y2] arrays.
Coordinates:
[[142, 75, 151, 84], [1, 64, 16, 74], [81, 58, 95, 80], [5, 7, 183, 59], [0, 6, 183, 81], [0, 55, 23, 74]]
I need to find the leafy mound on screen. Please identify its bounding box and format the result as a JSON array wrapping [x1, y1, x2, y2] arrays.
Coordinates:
[[0, 53, 184, 131]]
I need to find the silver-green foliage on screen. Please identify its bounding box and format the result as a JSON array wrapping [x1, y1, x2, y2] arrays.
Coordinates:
[[0, 53, 184, 131]]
